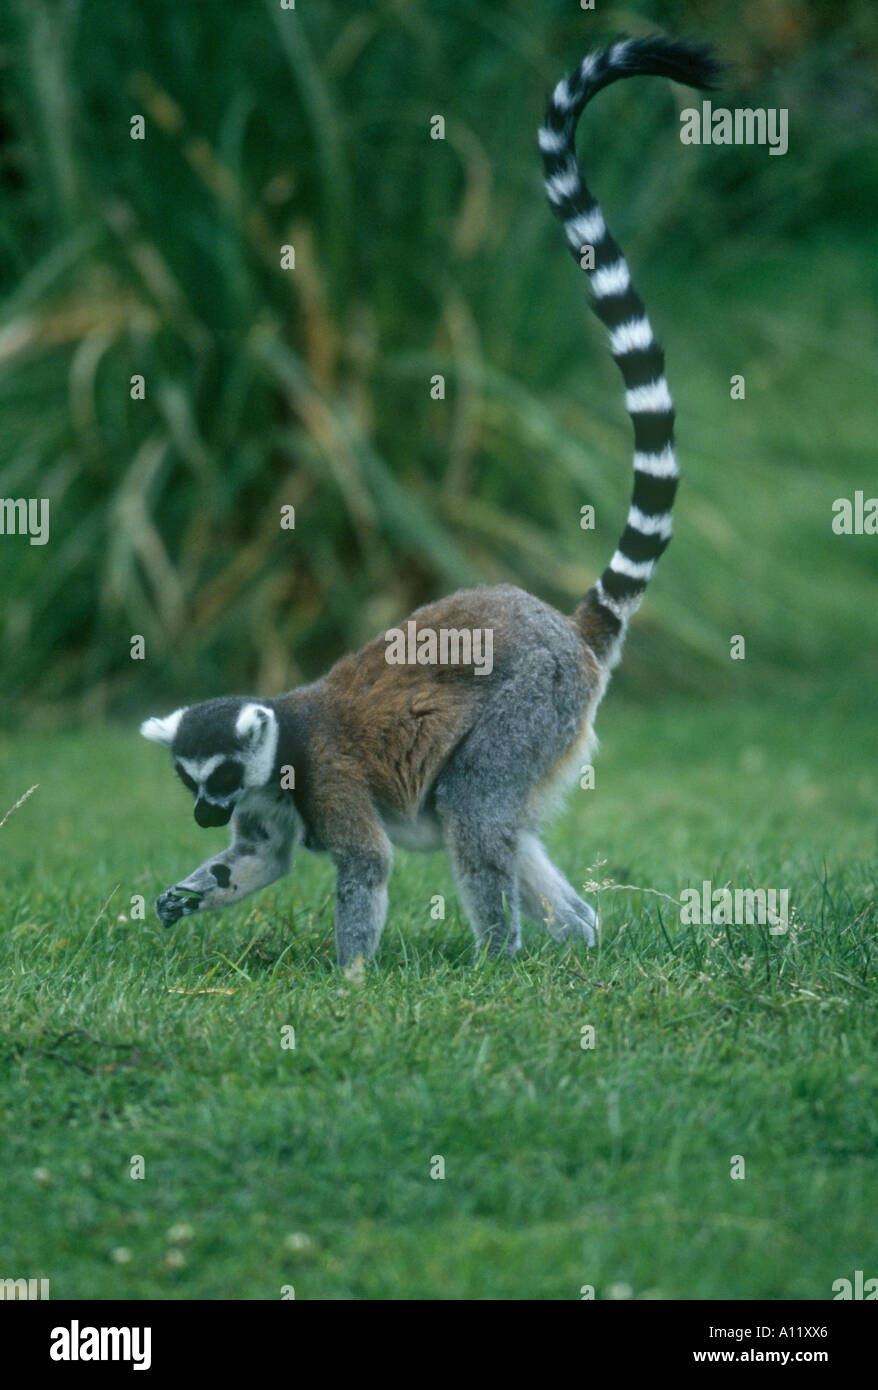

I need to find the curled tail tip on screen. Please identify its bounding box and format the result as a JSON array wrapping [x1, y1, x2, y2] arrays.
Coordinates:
[[671, 40, 725, 92], [617, 35, 724, 91], [542, 35, 723, 126], [542, 34, 707, 655]]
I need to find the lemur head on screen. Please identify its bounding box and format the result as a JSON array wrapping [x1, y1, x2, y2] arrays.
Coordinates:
[[140, 698, 279, 827]]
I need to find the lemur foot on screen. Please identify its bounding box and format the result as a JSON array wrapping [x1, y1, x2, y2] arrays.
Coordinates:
[[155, 885, 204, 927], [556, 901, 599, 947]]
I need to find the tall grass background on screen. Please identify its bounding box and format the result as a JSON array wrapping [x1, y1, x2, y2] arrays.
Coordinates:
[[0, 0, 875, 723]]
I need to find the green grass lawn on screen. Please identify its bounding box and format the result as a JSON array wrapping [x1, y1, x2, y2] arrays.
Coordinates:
[[1, 689, 876, 1299]]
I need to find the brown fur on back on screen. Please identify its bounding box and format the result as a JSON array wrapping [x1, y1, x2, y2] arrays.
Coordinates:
[[281, 585, 601, 836]]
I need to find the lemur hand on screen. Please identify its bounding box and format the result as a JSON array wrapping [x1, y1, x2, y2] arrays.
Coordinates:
[[155, 884, 204, 927]]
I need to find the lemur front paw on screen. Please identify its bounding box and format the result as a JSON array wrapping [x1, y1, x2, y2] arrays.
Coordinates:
[[155, 885, 203, 927]]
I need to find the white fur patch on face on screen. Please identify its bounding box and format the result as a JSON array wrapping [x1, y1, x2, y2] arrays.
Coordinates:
[[140, 708, 187, 746], [235, 703, 278, 787], [177, 753, 223, 785]]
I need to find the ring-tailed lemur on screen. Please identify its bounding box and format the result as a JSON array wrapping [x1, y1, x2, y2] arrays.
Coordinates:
[[141, 36, 720, 967]]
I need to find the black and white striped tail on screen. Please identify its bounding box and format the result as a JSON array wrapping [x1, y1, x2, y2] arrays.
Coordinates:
[[540, 36, 720, 657]]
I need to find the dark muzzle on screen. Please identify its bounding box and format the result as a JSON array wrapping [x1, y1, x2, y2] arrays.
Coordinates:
[[194, 799, 233, 828]]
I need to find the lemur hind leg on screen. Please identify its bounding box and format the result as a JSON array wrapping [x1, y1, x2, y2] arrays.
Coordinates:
[[439, 796, 522, 958], [436, 641, 590, 960], [155, 802, 294, 927], [518, 832, 598, 946]]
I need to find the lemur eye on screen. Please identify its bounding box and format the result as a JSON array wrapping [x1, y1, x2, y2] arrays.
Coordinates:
[[175, 763, 198, 794], [206, 761, 243, 797]]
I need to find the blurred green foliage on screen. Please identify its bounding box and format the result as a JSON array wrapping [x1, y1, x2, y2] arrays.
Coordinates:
[[0, 0, 875, 722]]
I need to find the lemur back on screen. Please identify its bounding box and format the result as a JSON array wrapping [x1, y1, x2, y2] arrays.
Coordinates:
[[141, 37, 719, 967]]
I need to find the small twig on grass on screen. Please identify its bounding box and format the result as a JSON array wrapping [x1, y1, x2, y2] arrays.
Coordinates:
[[0, 784, 38, 831], [582, 856, 685, 934], [22, 1027, 143, 1074], [583, 878, 684, 911], [167, 987, 237, 995]]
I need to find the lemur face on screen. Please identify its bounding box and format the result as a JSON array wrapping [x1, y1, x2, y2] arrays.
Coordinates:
[[140, 698, 279, 828], [174, 753, 244, 827]]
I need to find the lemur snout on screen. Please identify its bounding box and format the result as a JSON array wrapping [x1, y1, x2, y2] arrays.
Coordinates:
[[194, 799, 233, 828]]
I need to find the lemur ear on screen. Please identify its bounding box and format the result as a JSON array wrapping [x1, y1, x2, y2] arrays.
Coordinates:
[[235, 702, 274, 747], [140, 708, 187, 747]]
